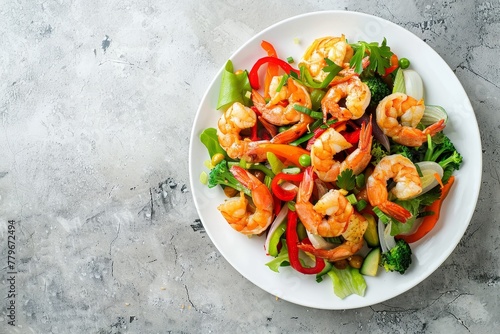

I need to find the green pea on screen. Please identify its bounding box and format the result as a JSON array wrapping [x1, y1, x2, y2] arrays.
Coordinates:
[[399, 57, 410, 69], [299, 154, 311, 167]]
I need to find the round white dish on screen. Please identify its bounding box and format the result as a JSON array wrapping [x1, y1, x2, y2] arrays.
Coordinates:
[[188, 11, 482, 309]]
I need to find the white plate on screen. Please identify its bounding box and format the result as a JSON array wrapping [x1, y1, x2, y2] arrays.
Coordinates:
[[188, 11, 482, 309]]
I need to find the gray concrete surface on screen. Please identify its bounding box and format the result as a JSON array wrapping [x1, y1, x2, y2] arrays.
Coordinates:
[[1, 0, 499, 333]]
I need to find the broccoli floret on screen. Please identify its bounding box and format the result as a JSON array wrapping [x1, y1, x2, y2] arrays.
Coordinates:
[[371, 141, 389, 166], [380, 239, 413, 274], [363, 76, 392, 108], [391, 143, 414, 161], [423, 134, 463, 182], [208, 160, 250, 196]]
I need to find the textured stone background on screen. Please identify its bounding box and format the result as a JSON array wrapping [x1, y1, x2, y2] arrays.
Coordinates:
[[0, 0, 499, 333]]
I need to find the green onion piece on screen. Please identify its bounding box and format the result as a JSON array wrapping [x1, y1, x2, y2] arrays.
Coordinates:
[[299, 63, 342, 89], [275, 74, 288, 93], [309, 118, 324, 131], [289, 132, 315, 146], [373, 206, 391, 224], [287, 201, 296, 211], [310, 89, 326, 111], [293, 105, 323, 119], [264, 175, 272, 188], [355, 174, 366, 189], [320, 119, 338, 129], [239, 158, 247, 168], [286, 56, 294, 64], [355, 199, 368, 212], [200, 171, 208, 185], [282, 166, 302, 174], [346, 194, 358, 205], [266, 152, 285, 174], [249, 163, 275, 178], [415, 163, 423, 177]]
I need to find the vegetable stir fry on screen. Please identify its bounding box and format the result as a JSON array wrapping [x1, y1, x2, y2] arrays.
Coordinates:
[[200, 35, 462, 299]]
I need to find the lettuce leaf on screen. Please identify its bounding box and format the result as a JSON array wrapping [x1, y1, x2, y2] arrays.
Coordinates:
[[217, 60, 252, 110], [327, 265, 367, 299], [200, 127, 227, 159]]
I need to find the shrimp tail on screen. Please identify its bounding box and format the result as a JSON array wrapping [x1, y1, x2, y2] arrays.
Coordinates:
[[297, 241, 362, 262], [359, 116, 373, 152], [271, 120, 309, 144], [423, 118, 446, 137], [251, 89, 266, 111], [378, 201, 412, 223]]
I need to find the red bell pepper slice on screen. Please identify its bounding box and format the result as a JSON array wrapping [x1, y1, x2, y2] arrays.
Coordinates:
[[383, 54, 399, 77], [341, 128, 361, 145], [286, 210, 326, 275], [397, 176, 455, 243], [249, 56, 300, 90], [270, 172, 303, 201]]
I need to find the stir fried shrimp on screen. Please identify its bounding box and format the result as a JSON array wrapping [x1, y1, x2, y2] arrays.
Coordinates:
[[217, 166, 274, 235], [298, 212, 368, 262], [376, 92, 446, 147], [300, 35, 354, 82], [367, 154, 422, 222], [217, 102, 268, 162], [252, 76, 312, 126], [311, 120, 373, 182], [270, 112, 313, 144], [295, 167, 354, 237], [321, 77, 371, 122]]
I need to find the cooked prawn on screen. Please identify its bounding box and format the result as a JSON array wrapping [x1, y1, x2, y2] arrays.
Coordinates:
[[217, 166, 274, 235], [295, 166, 354, 237], [217, 102, 268, 162], [252, 76, 312, 126], [300, 35, 354, 82], [321, 76, 371, 122], [270, 111, 313, 144], [297, 212, 368, 262], [311, 119, 373, 182], [366, 154, 422, 222], [376, 92, 446, 147]]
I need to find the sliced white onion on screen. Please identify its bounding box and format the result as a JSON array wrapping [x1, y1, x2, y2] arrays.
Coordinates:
[[279, 181, 298, 194], [264, 205, 288, 252], [415, 161, 444, 195], [378, 220, 396, 253], [306, 229, 337, 250], [422, 105, 448, 126], [403, 69, 424, 101]]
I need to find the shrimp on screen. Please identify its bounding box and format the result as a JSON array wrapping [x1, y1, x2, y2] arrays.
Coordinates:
[[217, 166, 274, 235], [311, 119, 373, 182], [376, 92, 446, 147], [366, 154, 422, 223], [321, 76, 371, 122], [295, 166, 354, 237], [251, 77, 313, 144], [300, 35, 354, 82], [252, 76, 312, 126], [297, 212, 368, 262], [270, 111, 313, 144], [217, 102, 268, 162]]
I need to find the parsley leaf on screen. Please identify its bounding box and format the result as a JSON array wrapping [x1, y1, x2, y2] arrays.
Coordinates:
[[349, 38, 394, 76], [336, 169, 356, 191]]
